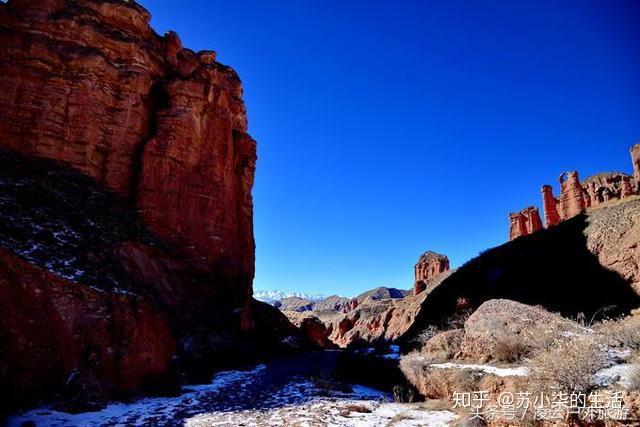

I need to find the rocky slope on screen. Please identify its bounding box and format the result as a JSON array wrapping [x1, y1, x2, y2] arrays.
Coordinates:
[[402, 197, 640, 345], [0, 0, 298, 414]]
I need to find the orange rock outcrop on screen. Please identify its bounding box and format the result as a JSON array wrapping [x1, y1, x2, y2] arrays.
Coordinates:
[[414, 251, 450, 295], [508, 206, 543, 241], [511, 143, 640, 235]]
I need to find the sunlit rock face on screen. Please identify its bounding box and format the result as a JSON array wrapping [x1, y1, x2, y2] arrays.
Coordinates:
[[413, 251, 449, 295], [508, 206, 543, 241], [0, 0, 256, 302], [0, 0, 296, 411]]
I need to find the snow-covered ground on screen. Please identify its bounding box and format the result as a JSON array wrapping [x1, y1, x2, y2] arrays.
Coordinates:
[[428, 362, 529, 377], [6, 358, 457, 427]]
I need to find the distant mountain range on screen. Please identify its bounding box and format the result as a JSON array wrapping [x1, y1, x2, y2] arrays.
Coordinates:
[[254, 290, 326, 304]]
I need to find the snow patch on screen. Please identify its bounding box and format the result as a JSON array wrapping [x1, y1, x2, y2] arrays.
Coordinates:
[[430, 362, 529, 377]]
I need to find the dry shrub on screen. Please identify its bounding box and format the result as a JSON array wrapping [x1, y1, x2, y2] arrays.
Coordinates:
[[520, 322, 566, 353], [627, 365, 640, 391], [399, 351, 428, 390], [491, 332, 530, 363], [414, 325, 440, 346], [528, 336, 605, 393], [392, 384, 415, 403], [443, 309, 472, 330], [400, 352, 480, 399], [595, 316, 640, 350], [421, 329, 463, 362]]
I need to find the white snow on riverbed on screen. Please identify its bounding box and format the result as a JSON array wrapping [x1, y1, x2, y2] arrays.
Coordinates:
[[185, 400, 457, 427], [6, 362, 458, 427], [429, 362, 529, 377]]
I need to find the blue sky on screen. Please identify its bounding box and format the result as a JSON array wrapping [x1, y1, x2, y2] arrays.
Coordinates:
[[145, 0, 640, 297]]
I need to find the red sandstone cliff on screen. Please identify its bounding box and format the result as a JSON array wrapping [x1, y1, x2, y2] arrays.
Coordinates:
[[0, 0, 298, 412], [0, 0, 256, 303]]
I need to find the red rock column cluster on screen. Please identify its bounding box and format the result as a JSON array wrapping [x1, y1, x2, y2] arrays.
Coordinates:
[[512, 144, 640, 238], [508, 206, 542, 240], [413, 251, 450, 295]]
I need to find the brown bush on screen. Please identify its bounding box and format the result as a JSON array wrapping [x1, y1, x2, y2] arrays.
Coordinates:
[[400, 353, 481, 399], [595, 316, 640, 350], [491, 332, 530, 363], [414, 325, 440, 346], [528, 336, 605, 393], [626, 365, 640, 392]]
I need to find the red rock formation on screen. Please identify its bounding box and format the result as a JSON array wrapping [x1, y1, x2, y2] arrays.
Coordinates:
[[583, 172, 634, 208], [541, 171, 586, 228], [541, 184, 561, 227], [558, 171, 586, 219], [0, 0, 256, 302], [0, 0, 302, 410], [508, 206, 542, 240], [0, 247, 175, 403], [414, 251, 449, 295], [631, 143, 640, 190]]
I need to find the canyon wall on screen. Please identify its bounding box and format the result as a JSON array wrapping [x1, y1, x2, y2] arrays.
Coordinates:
[[0, 0, 255, 302], [0, 0, 295, 411]]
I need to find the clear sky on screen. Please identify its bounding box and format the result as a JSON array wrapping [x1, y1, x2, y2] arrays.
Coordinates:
[[144, 0, 640, 297]]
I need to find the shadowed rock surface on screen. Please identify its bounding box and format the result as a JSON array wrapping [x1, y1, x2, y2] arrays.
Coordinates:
[[403, 198, 640, 346], [0, 0, 298, 413], [0, 149, 301, 415]]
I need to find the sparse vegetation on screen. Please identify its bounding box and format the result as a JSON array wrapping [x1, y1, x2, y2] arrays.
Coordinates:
[[595, 316, 640, 350], [491, 332, 530, 363], [528, 336, 606, 393], [392, 384, 415, 403], [625, 365, 640, 392], [414, 325, 440, 346]]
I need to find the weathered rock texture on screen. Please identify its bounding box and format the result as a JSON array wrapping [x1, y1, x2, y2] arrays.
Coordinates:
[[586, 198, 640, 294], [0, 0, 256, 302], [413, 251, 449, 295], [514, 144, 639, 235], [0, 0, 298, 412], [459, 299, 578, 362], [0, 247, 176, 404], [508, 206, 542, 241]]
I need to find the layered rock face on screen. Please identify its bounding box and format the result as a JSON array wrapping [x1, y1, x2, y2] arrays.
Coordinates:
[[632, 143, 640, 186], [413, 251, 449, 295], [0, 0, 295, 411], [508, 206, 542, 241], [0, 0, 256, 303]]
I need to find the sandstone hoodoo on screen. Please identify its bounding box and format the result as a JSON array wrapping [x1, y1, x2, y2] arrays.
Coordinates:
[[508, 206, 542, 241], [509, 143, 640, 238], [0, 0, 298, 412], [413, 251, 450, 295]]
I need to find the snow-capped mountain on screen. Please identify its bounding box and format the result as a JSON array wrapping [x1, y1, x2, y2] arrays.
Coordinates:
[[254, 290, 326, 304]]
